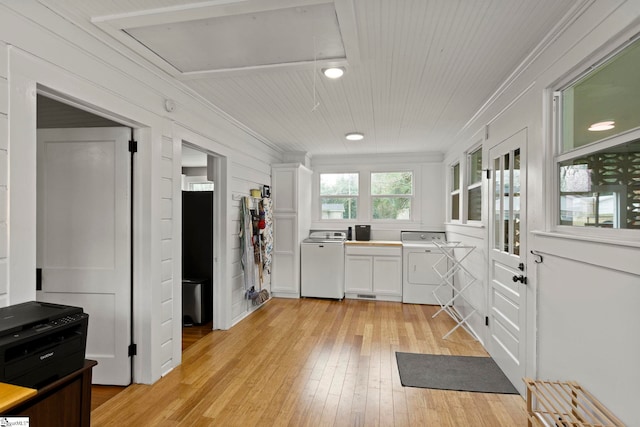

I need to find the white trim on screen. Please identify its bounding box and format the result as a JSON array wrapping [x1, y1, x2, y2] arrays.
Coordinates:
[[174, 125, 231, 331], [7, 49, 161, 384]]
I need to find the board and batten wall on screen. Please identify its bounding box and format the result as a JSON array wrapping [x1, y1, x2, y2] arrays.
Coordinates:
[[443, 1, 640, 424], [0, 2, 281, 385]]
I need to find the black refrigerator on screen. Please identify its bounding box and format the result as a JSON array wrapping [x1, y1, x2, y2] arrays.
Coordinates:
[[182, 191, 213, 325]]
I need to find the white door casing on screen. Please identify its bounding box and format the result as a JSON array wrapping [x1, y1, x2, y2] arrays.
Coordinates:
[[36, 127, 132, 386], [487, 128, 528, 395]]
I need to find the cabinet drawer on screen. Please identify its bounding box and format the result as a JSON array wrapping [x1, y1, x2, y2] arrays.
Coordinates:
[[345, 246, 401, 257]]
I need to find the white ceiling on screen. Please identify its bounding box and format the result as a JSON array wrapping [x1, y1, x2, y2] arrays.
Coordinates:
[[39, 0, 580, 157]]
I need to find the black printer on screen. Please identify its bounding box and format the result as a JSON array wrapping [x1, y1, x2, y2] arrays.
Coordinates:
[[0, 301, 89, 389]]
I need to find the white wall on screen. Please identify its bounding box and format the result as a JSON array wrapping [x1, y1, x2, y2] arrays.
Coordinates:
[[443, 1, 640, 424], [0, 2, 281, 384], [0, 41, 7, 308], [310, 152, 445, 237]]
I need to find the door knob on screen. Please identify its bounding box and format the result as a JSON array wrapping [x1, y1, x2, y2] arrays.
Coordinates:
[[512, 275, 527, 284]]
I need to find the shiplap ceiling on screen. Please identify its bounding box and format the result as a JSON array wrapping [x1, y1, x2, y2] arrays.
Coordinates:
[[38, 0, 580, 157]]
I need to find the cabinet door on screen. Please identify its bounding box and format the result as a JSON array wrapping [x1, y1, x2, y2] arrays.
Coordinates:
[[345, 255, 373, 293], [373, 256, 402, 295], [272, 167, 296, 213]]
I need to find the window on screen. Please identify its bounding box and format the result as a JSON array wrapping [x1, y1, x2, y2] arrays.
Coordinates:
[[320, 173, 358, 219], [450, 163, 460, 220], [556, 37, 640, 229], [370, 171, 413, 220], [467, 147, 482, 221], [559, 140, 639, 228]]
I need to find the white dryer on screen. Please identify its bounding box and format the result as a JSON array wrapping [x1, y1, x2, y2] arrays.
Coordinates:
[[401, 231, 449, 304]]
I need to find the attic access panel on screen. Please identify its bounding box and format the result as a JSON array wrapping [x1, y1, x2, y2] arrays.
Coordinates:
[[123, 3, 345, 73]]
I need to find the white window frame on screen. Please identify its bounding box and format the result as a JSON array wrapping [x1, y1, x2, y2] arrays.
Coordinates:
[[370, 170, 414, 221], [551, 35, 640, 238], [313, 163, 422, 226], [465, 144, 483, 223], [450, 162, 461, 222], [318, 171, 360, 221]]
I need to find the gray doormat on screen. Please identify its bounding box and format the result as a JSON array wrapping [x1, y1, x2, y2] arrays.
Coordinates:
[[395, 352, 518, 394]]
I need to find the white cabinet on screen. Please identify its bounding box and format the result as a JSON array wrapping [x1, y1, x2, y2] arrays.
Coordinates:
[[344, 244, 402, 302], [271, 163, 311, 298]]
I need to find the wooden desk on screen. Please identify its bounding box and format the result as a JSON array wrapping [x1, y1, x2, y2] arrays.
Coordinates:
[[2, 360, 97, 427], [0, 382, 37, 412]]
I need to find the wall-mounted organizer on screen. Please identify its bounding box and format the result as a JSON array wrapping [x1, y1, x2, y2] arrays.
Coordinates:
[[240, 196, 271, 306], [431, 241, 478, 340]]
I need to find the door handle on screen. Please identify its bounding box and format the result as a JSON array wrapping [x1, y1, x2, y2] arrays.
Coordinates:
[[36, 268, 42, 291], [512, 275, 527, 284]]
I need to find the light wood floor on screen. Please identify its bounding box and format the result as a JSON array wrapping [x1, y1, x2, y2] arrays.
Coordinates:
[[91, 298, 528, 426], [91, 321, 214, 411]]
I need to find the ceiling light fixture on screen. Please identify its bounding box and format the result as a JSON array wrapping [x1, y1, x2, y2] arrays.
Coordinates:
[[322, 67, 345, 79], [345, 132, 364, 141], [588, 121, 615, 131]]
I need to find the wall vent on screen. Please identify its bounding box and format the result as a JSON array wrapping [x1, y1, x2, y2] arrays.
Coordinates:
[[357, 294, 376, 299]]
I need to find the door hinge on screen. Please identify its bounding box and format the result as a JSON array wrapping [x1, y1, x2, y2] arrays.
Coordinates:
[[128, 343, 137, 357], [36, 268, 42, 291], [485, 316, 489, 326], [129, 139, 138, 153]]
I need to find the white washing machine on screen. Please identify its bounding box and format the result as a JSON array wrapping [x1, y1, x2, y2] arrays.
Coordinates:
[[301, 231, 346, 299]]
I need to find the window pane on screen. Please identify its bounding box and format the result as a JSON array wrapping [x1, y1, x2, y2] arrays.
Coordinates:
[[372, 197, 411, 219], [371, 172, 412, 195], [504, 153, 511, 253], [451, 193, 460, 220], [561, 38, 640, 153], [468, 186, 481, 221], [514, 149, 521, 256], [468, 148, 483, 184], [452, 163, 460, 190], [321, 197, 357, 219], [559, 139, 640, 229], [320, 173, 358, 195]]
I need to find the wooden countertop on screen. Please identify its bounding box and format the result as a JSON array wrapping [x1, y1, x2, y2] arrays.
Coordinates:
[[0, 382, 37, 412], [345, 240, 402, 247]]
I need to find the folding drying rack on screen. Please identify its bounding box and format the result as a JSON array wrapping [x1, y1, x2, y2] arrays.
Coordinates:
[[431, 241, 478, 340]]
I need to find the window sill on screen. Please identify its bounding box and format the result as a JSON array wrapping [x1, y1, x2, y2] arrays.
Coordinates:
[[444, 222, 485, 229]]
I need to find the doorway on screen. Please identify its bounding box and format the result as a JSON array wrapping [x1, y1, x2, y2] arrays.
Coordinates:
[[486, 128, 528, 395], [180, 144, 217, 350], [36, 94, 135, 386]]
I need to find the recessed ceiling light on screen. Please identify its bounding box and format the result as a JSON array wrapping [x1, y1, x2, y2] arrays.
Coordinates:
[[588, 121, 615, 131], [345, 132, 364, 141], [322, 67, 345, 79]]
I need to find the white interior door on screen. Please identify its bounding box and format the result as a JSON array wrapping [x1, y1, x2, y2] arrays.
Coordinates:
[[488, 129, 528, 394], [37, 127, 132, 386]]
